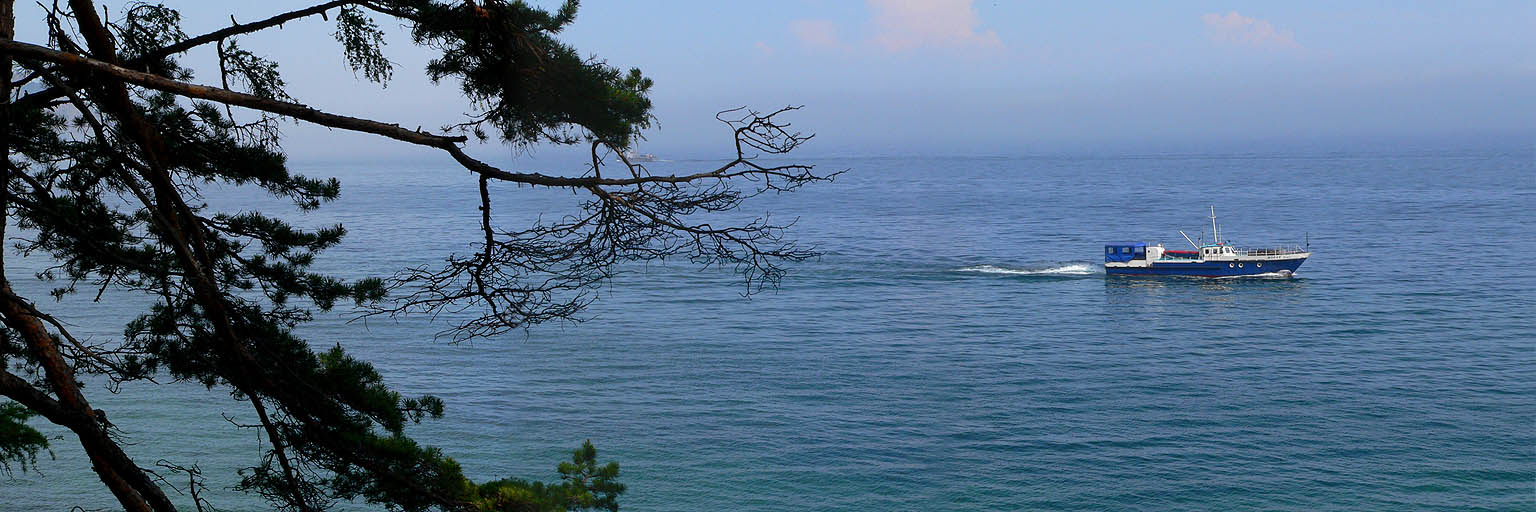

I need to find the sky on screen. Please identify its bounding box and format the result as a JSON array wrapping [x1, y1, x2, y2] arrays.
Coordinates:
[[13, 1, 1536, 162]]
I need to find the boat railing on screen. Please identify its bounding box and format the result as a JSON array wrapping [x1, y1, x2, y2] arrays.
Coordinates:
[[1235, 246, 1307, 257]]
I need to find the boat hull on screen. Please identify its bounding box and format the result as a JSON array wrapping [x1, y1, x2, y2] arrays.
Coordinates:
[[1105, 256, 1306, 277]]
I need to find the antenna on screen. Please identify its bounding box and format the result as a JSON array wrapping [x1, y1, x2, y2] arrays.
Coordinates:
[[1209, 205, 1219, 245]]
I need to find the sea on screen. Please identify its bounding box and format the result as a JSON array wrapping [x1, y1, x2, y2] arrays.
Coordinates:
[[3, 140, 1533, 510]]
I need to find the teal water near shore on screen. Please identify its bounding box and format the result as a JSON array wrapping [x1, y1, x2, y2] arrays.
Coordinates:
[[4, 142, 1533, 510]]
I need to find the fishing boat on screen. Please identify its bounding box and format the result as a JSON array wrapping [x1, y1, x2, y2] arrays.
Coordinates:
[[622, 150, 659, 162], [1104, 207, 1310, 277]]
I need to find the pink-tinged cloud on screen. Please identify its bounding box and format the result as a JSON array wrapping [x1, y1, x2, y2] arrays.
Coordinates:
[[791, 19, 844, 49], [1201, 11, 1300, 49], [754, 41, 776, 56], [868, 0, 1003, 52]]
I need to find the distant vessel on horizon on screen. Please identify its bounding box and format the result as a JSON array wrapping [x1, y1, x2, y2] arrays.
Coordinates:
[[622, 150, 659, 162], [1104, 206, 1310, 277]]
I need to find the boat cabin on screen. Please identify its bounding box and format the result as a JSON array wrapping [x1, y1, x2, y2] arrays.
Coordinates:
[[1104, 243, 1146, 263], [1201, 244, 1236, 260]]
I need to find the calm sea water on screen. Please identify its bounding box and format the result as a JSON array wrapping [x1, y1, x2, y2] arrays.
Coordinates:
[[4, 143, 1534, 510]]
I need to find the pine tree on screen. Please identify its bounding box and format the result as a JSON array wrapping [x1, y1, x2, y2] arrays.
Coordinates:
[[0, 2, 827, 510]]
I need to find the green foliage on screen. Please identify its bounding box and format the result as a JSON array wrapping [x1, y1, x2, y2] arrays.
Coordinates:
[[114, 3, 191, 79], [396, 0, 653, 146], [472, 441, 623, 512], [334, 5, 393, 84], [218, 39, 294, 102], [0, 401, 49, 475], [115, 3, 186, 57]]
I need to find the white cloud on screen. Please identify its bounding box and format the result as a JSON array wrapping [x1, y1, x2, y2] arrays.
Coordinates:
[[869, 0, 1002, 52], [791, 19, 845, 50], [1201, 11, 1300, 49]]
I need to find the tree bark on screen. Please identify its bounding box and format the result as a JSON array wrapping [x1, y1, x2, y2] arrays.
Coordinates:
[[0, 288, 164, 512], [0, 0, 10, 268], [0, 3, 162, 511]]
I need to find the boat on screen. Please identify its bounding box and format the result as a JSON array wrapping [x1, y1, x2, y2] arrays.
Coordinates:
[[622, 150, 658, 162], [1104, 206, 1310, 277]]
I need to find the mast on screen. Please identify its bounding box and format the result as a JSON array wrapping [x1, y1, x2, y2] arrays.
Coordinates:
[[1209, 205, 1218, 244]]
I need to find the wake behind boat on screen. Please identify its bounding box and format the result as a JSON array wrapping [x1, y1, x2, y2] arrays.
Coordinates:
[[1104, 207, 1310, 277]]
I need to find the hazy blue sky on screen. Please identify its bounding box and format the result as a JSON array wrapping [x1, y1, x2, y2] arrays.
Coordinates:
[[15, 1, 1536, 161]]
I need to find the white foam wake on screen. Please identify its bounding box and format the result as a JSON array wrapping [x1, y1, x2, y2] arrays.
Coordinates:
[[1212, 270, 1296, 280], [956, 263, 1100, 276]]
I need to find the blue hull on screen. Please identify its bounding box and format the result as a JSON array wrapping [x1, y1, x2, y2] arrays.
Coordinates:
[[1105, 257, 1306, 277]]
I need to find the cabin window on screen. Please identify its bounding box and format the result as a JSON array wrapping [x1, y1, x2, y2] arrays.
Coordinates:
[[1107, 248, 1114, 255], [1121, 247, 1131, 254]]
